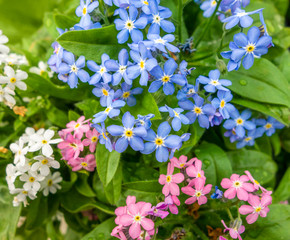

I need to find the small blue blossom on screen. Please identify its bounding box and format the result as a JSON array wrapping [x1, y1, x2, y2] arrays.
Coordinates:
[[107, 112, 147, 153], [256, 117, 284, 137], [211, 90, 235, 119], [58, 52, 90, 88], [92, 98, 126, 123], [141, 121, 182, 162], [115, 82, 143, 106], [222, 0, 250, 12], [127, 42, 158, 86], [104, 0, 113, 6], [197, 69, 232, 93], [169, 133, 191, 159], [230, 26, 272, 69], [159, 105, 189, 131], [76, 0, 99, 27], [236, 129, 262, 149], [179, 60, 195, 77], [147, 0, 175, 34], [224, 128, 240, 143], [258, 10, 274, 47], [211, 186, 223, 199], [178, 95, 215, 129], [105, 49, 132, 85], [147, 34, 180, 53], [48, 42, 65, 72], [200, 0, 218, 18], [135, 114, 155, 129], [131, 0, 155, 14], [223, 109, 256, 138], [209, 112, 223, 127], [177, 82, 199, 101], [114, 6, 147, 43], [220, 42, 242, 72], [148, 58, 186, 95], [87, 54, 112, 84], [92, 123, 113, 152], [92, 83, 114, 107]]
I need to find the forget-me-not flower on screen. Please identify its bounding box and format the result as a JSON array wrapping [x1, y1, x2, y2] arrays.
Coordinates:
[[92, 83, 114, 107], [177, 82, 199, 101], [135, 114, 155, 129], [221, 42, 242, 72], [236, 129, 262, 149], [200, 0, 218, 18], [93, 123, 113, 152], [76, 0, 99, 27], [115, 82, 143, 106], [87, 54, 112, 84], [256, 117, 284, 137], [147, 34, 180, 53], [211, 90, 235, 119]]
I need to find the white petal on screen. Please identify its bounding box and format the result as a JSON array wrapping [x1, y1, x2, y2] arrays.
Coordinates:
[[16, 70, 28, 80], [42, 144, 53, 157], [15, 81, 27, 90], [29, 143, 42, 152], [10, 143, 19, 153], [0, 76, 9, 84], [44, 129, 55, 140], [4, 66, 15, 78]]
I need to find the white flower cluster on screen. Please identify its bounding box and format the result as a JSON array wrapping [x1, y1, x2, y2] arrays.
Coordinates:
[[6, 127, 63, 207], [29, 61, 53, 78], [0, 30, 29, 108]]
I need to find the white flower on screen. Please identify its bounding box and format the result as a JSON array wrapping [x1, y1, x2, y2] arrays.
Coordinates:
[[0, 66, 28, 90], [30, 61, 53, 77], [29, 129, 62, 157], [42, 172, 62, 196], [5, 164, 19, 189], [31, 155, 60, 176], [19, 170, 44, 191], [15, 159, 31, 174], [0, 85, 15, 108], [11, 188, 37, 207], [10, 139, 29, 166], [21, 127, 45, 146], [3, 53, 28, 66], [0, 30, 9, 54]]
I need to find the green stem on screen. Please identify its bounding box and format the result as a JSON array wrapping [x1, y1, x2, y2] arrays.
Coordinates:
[[195, 0, 222, 48], [237, 204, 241, 220], [191, 224, 209, 240], [178, 0, 183, 42], [216, 23, 227, 54], [15, 91, 25, 105], [226, 207, 234, 221], [0, 106, 16, 119]]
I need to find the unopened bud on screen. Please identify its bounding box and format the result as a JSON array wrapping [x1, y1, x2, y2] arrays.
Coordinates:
[[216, 59, 228, 75]]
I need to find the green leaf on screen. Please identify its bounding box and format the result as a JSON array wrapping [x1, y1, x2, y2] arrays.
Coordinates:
[[75, 98, 101, 119], [81, 217, 115, 240], [68, 110, 81, 121], [265, 0, 289, 16], [46, 106, 69, 128], [95, 144, 121, 186], [227, 150, 278, 185], [0, 186, 21, 239], [121, 91, 162, 120], [104, 164, 123, 205], [54, 13, 78, 29], [231, 97, 290, 127], [57, 26, 124, 62], [226, 58, 290, 108], [75, 174, 96, 198], [272, 167, 290, 203], [123, 180, 162, 193], [195, 143, 232, 186]]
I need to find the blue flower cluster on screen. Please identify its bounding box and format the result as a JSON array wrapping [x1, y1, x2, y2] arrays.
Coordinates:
[[47, 0, 284, 161]]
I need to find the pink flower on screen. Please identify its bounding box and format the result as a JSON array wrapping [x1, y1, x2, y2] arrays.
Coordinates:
[[219, 237, 228, 240], [82, 128, 100, 152], [221, 220, 245, 240], [181, 178, 212, 205], [147, 202, 169, 219], [158, 163, 184, 196], [221, 174, 255, 201], [57, 133, 84, 160], [170, 155, 196, 169], [71, 154, 96, 172], [244, 170, 269, 194], [111, 225, 126, 240], [119, 202, 154, 239], [239, 194, 272, 224], [64, 116, 90, 139], [165, 195, 180, 214], [186, 159, 205, 179], [115, 196, 136, 225]]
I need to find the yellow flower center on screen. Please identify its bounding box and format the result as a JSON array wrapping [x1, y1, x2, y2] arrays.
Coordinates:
[[75, 123, 80, 128], [125, 129, 133, 138], [173, 110, 179, 117], [139, 60, 145, 69], [42, 140, 48, 144], [155, 138, 163, 146], [246, 44, 255, 53], [71, 64, 78, 73], [153, 14, 161, 24], [102, 132, 107, 140], [265, 123, 272, 129], [193, 107, 202, 114], [211, 80, 219, 85], [22, 190, 28, 194], [162, 75, 170, 83], [195, 191, 202, 197], [220, 100, 225, 108], [166, 175, 171, 183], [134, 215, 141, 222], [245, 137, 252, 142], [10, 77, 16, 83], [125, 20, 134, 30], [234, 181, 241, 187], [180, 163, 185, 167], [255, 207, 262, 212], [211, 0, 217, 6], [29, 177, 35, 182], [41, 159, 48, 165], [99, 67, 106, 74], [197, 173, 202, 178], [119, 65, 127, 73], [254, 180, 260, 185], [47, 179, 53, 186], [70, 143, 77, 148], [102, 88, 109, 96], [143, 0, 148, 5], [122, 91, 130, 98], [40, 70, 45, 76], [91, 136, 98, 142], [81, 162, 88, 167], [105, 107, 112, 113], [83, 7, 87, 15], [236, 118, 243, 125]]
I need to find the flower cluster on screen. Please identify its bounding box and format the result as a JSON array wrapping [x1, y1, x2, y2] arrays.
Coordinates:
[[6, 127, 62, 207], [58, 116, 99, 171]]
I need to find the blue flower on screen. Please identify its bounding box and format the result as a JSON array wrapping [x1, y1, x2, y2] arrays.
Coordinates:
[[200, 0, 218, 18], [236, 129, 261, 149], [197, 69, 232, 93], [104, 0, 113, 6], [114, 6, 147, 43], [221, 0, 250, 12], [176, 81, 199, 101], [76, 0, 99, 27], [223, 109, 256, 138], [169, 133, 191, 159], [92, 122, 113, 152], [92, 98, 125, 123], [211, 186, 223, 199], [178, 95, 215, 129], [147, 0, 175, 34], [92, 83, 114, 107], [115, 82, 143, 106], [74, 19, 101, 30], [107, 112, 147, 153], [179, 60, 195, 77], [209, 112, 223, 127], [222, 8, 262, 30], [135, 114, 155, 129], [224, 128, 240, 143], [159, 105, 189, 131], [148, 58, 186, 95], [147, 34, 180, 53], [47, 42, 65, 71], [230, 26, 272, 69], [127, 42, 158, 86], [131, 0, 154, 14], [211, 90, 235, 119], [258, 10, 274, 47], [256, 117, 284, 137], [87, 54, 112, 84], [141, 121, 182, 162], [105, 49, 132, 85], [220, 42, 241, 72], [58, 52, 90, 88]]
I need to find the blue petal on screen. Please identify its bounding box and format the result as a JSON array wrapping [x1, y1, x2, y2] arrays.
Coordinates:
[[234, 32, 248, 47], [156, 147, 169, 162], [164, 135, 181, 148], [160, 20, 175, 33], [133, 126, 147, 137], [122, 111, 135, 128], [223, 119, 236, 129], [157, 121, 171, 137], [115, 137, 129, 153], [247, 26, 260, 44], [107, 125, 124, 136], [236, 125, 245, 138], [142, 142, 156, 154], [129, 136, 144, 151], [172, 117, 181, 131], [163, 82, 175, 95], [198, 115, 210, 129], [149, 80, 162, 93], [117, 29, 129, 44], [242, 53, 254, 69]]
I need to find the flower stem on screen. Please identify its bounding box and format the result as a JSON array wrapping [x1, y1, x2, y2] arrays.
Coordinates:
[[195, 0, 222, 48], [226, 207, 234, 221]]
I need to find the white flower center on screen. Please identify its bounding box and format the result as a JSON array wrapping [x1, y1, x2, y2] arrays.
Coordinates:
[[125, 19, 135, 31], [70, 64, 78, 73], [153, 14, 162, 24], [154, 38, 166, 45], [119, 65, 127, 74]]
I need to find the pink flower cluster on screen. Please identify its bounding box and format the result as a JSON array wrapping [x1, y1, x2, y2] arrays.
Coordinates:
[[57, 116, 100, 172]]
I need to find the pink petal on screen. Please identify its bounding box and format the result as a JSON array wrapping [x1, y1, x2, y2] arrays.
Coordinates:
[[248, 194, 260, 207], [239, 205, 254, 215], [129, 222, 141, 239], [239, 225, 245, 234], [237, 188, 249, 201], [197, 195, 207, 205], [115, 206, 126, 216], [162, 184, 169, 196], [128, 204, 139, 215], [186, 165, 197, 178], [246, 213, 259, 224], [167, 162, 174, 175], [195, 177, 205, 190], [239, 175, 249, 182], [140, 202, 152, 216], [169, 204, 178, 214], [260, 207, 269, 217], [224, 188, 237, 199], [242, 182, 255, 192], [230, 174, 240, 181], [179, 155, 187, 163], [221, 220, 229, 230], [172, 173, 184, 183], [221, 178, 232, 189], [195, 159, 202, 171], [169, 183, 180, 196], [158, 174, 166, 185], [185, 196, 197, 205], [203, 184, 212, 194], [229, 229, 238, 239], [261, 195, 272, 207], [141, 218, 154, 231], [181, 186, 195, 196], [119, 214, 133, 226]]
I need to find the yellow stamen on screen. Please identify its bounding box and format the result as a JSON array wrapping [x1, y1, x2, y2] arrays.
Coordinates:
[[220, 100, 225, 108], [122, 92, 130, 98], [162, 75, 170, 83], [166, 176, 171, 183], [155, 138, 163, 146], [81, 162, 88, 167], [42, 140, 48, 144], [10, 77, 16, 83], [47, 179, 53, 186], [29, 177, 35, 182], [41, 159, 48, 165]]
